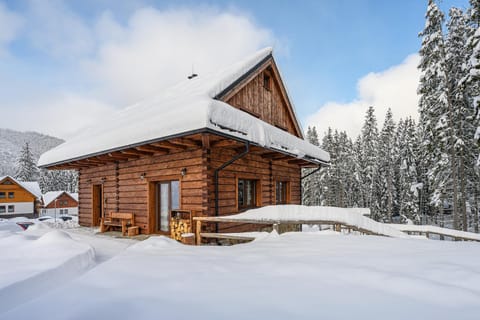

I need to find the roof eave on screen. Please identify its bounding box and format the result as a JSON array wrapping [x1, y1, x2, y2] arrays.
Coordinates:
[[40, 127, 329, 169]]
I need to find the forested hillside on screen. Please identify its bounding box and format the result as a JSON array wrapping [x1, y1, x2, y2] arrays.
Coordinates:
[[0, 128, 63, 176]]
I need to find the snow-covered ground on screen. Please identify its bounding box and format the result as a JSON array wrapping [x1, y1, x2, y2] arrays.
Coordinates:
[[1, 221, 479, 319], [0, 221, 136, 315], [0, 226, 94, 314]]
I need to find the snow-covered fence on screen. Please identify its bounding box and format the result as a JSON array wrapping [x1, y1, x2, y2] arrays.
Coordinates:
[[193, 205, 408, 244], [390, 224, 480, 242]]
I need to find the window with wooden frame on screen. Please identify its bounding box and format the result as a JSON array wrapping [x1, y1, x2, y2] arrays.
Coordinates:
[[8, 205, 14, 213], [275, 181, 290, 204], [0, 206, 5, 214], [0, 192, 5, 199], [263, 72, 272, 91], [237, 178, 260, 210], [8, 192, 14, 199]]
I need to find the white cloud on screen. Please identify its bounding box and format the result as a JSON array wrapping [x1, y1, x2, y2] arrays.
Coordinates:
[[85, 7, 274, 104], [305, 54, 421, 139], [1, 3, 275, 138], [2, 93, 116, 139], [0, 2, 23, 55], [25, 0, 94, 58]]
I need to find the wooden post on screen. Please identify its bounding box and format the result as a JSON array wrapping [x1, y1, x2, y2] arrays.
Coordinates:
[[196, 220, 202, 245], [334, 224, 341, 232], [273, 223, 279, 233]]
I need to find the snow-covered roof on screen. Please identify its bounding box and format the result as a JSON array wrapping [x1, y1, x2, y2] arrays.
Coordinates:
[[70, 193, 78, 202], [0, 176, 42, 199], [42, 191, 78, 207], [38, 48, 330, 168]]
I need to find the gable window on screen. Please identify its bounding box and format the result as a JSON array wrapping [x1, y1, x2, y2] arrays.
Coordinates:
[[0, 206, 5, 214], [8, 192, 14, 199], [275, 181, 290, 204], [0, 192, 5, 199], [263, 73, 272, 91], [7, 205, 14, 213], [1, 180, 13, 185], [238, 179, 259, 210]]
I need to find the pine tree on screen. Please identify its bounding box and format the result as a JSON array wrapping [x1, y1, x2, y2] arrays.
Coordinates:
[[306, 126, 320, 146], [396, 118, 421, 223], [445, 7, 478, 231], [302, 126, 321, 205], [319, 128, 336, 206], [352, 136, 364, 207], [359, 106, 379, 219], [15, 142, 39, 181], [418, 0, 453, 226], [336, 131, 356, 207], [465, 0, 480, 232], [376, 109, 397, 222]]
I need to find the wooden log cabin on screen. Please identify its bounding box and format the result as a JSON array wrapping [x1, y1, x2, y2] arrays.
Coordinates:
[[0, 176, 42, 218], [41, 191, 79, 216], [38, 48, 330, 235]]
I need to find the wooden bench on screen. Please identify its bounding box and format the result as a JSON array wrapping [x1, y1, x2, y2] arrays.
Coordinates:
[[100, 212, 135, 236]]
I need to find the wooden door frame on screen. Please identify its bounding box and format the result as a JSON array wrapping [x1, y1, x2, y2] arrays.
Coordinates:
[[91, 184, 104, 227], [147, 175, 182, 234]]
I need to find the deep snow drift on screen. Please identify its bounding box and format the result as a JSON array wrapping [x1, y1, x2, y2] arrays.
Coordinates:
[[2, 230, 479, 320], [0, 226, 95, 313]]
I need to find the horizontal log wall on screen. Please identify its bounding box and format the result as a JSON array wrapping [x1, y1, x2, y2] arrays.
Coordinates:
[[78, 148, 205, 234], [207, 146, 301, 233], [77, 136, 302, 235]]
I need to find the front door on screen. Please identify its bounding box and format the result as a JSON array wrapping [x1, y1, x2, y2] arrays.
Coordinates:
[[155, 181, 179, 233], [92, 184, 103, 226]]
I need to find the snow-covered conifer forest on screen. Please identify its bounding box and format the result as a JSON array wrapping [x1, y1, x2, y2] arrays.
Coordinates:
[[0, 128, 78, 193], [303, 0, 480, 232]]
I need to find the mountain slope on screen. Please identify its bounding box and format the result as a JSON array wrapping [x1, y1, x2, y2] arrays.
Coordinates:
[[0, 128, 63, 176]]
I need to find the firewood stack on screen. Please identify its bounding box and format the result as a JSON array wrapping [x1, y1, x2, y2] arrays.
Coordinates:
[[170, 217, 192, 241]]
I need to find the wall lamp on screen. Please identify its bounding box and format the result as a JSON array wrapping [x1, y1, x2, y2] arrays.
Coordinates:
[[181, 168, 187, 177], [140, 172, 147, 180]]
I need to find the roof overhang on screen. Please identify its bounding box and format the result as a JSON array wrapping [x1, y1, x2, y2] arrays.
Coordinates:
[[40, 128, 329, 170]]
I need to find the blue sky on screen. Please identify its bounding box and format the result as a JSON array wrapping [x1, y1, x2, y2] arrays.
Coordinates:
[[0, 0, 470, 138]]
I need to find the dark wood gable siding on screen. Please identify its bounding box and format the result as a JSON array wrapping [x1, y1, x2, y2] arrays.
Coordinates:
[[222, 61, 302, 138]]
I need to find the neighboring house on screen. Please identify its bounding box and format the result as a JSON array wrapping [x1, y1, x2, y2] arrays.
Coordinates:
[[0, 176, 42, 218], [41, 191, 79, 216], [38, 48, 330, 235]]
